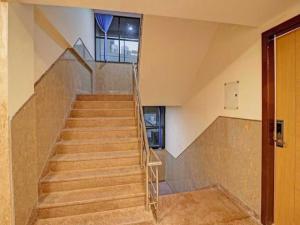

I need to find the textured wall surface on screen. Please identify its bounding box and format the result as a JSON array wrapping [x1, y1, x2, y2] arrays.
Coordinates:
[[35, 50, 91, 177], [95, 62, 132, 94], [11, 97, 38, 225], [0, 3, 13, 225], [165, 117, 261, 216], [10, 49, 92, 225]]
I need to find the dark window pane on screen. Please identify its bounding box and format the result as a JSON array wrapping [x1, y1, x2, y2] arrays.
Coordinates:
[[107, 17, 119, 38], [144, 108, 158, 126], [95, 24, 104, 37], [143, 107, 165, 149], [119, 17, 140, 40], [146, 128, 160, 148]]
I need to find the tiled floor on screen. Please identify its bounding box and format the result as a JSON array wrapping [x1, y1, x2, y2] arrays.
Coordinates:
[[157, 187, 260, 225], [35, 187, 261, 225]]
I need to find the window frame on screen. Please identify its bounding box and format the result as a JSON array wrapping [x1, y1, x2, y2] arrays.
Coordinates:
[[94, 15, 140, 64], [143, 106, 166, 149]]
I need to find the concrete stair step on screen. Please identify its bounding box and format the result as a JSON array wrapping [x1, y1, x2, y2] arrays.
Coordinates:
[[35, 206, 154, 225], [56, 138, 140, 154], [60, 127, 138, 140], [38, 183, 145, 218], [40, 165, 144, 193], [77, 94, 133, 101], [73, 100, 135, 109], [50, 151, 140, 171], [66, 117, 136, 128], [70, 109, 135, 118]]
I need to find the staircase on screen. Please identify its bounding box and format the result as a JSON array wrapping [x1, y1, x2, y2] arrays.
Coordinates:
[[36, 94, 154, 225]]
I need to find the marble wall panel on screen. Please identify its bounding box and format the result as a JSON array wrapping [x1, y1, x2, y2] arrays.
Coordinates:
[[165, 116, 262, 217], [95, 62, 132, 94], [10, 49, 92, 225]]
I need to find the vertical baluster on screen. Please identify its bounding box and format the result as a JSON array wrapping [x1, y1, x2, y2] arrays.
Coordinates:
[[156, 166, 159, 221]]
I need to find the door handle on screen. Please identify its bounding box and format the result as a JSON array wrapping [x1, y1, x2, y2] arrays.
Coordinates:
[[274, 120, 285, 148]]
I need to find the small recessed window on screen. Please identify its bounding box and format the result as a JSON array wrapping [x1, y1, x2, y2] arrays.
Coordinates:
[[143, 106, 165, 149]]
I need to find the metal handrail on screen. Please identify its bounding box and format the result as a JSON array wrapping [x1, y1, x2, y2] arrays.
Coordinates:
[[132, 63, 162, 221]]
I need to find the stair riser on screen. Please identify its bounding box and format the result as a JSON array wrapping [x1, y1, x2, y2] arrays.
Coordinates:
[[50, 157, 140, 171], [74, 101, 135, 109], [38, 196, 145, 219], [66, 119, 136, 128], [77, 95, 133, 101], [70, 110, 135, 118], [41, 174, 144, 193], [61, 130, 137, 140], [56, 142, 140, 154]]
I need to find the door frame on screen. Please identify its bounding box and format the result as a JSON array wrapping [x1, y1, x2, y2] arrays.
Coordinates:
[[261, 14, 300, 225]]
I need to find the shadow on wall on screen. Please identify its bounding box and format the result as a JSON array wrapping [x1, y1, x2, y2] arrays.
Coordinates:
[[190, 25, 260, 97], [165, 116, 261, 218]]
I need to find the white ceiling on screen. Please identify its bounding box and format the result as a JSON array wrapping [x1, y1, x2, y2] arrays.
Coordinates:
[[18, 0, 298, 26]]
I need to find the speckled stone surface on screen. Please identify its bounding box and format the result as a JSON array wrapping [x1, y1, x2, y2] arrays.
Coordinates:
[[95, 62, 133, 94], [10, 49, 93, 225], [35, 188, 260, 225], [165, 117, 261, 217], [11, 97, 38, 225], [158, 188, 260, 225]]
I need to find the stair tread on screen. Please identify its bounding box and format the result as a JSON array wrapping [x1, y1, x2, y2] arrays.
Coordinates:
[[41, 165, 143, 183], [38, 183, 145, 208], [57, 137, 139, 145], [51, 151, 139, 162], [72, 108, 133, 111], [57, 137, 139, 146], [75, 100, 134, 103], [67, 116, 135, 121], [35, 206, 154, 225], [62, 126, 137, 132]]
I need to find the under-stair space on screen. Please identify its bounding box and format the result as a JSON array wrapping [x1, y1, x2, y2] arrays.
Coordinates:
[[36, 94, 155, 225]]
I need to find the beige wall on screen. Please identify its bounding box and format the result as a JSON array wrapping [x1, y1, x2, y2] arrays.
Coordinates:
[[35, 5, 94, 80], [8, 3, 35, 118], [0, 3, 14, 225], [165, 117, 262, 217], [11, 49, 92, 225], [139, 15, 218, 106], [17, 0, 298, 27], [95, 62, 132, 94], [7, 2, 94, 118], [166, 38, 261, 157], [165, 3, 300, 157]]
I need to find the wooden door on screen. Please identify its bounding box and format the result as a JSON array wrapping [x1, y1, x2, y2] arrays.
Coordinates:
[[275, 28, 300, 225]]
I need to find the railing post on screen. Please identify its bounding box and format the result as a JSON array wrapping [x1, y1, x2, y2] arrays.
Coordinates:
[[146, 163, 149, 210]]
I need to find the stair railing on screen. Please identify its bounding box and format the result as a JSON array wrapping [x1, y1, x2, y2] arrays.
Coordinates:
[[132, 63, 162, 221]]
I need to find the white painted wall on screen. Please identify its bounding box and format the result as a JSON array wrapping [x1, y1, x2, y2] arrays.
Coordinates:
[[166, 41, 261, 157], [165, 3, 300, 158], [34, 5, 94, 80], [8, 3, 35, 118], [139, 15, 218, 106], [7, 3, 95, 117]]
